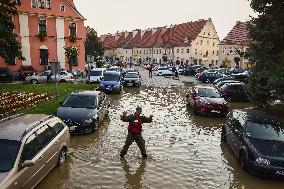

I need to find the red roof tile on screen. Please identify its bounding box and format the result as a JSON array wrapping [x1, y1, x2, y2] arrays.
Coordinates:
[[220, 21, 249, 45], [102, 35, 116, 49]]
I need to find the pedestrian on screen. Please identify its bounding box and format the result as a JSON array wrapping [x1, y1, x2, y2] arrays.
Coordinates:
[[149, 63, 153, 78], [172, 65, 176, 78], [120, 107, 153, 159]]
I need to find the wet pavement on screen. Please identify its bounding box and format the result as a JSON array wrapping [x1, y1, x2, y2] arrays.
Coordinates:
[[36, 67, 284, 189]]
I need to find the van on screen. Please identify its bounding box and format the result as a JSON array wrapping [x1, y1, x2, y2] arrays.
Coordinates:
[[89, 68, 106, 84], [0, 114, 70, 189]]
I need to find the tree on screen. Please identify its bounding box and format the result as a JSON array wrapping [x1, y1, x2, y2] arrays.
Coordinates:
[[246, 0, 284, 105], [85, 26, 104, 68], [0, 0, 24, 62]]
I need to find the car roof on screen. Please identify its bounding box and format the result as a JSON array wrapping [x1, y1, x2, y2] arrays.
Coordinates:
[[234, 109, 281, 125], [0, 114, 51, 141], [71, 91, 100, 96], [104, 71, 121, 75], [195, 85, 216, 90], [91, 68, 105, 71]]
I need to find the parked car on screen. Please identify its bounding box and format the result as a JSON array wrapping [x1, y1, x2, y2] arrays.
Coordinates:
[[56, 91, 109, 134], [221, 109, 284, 178], [218, 82, 248, 102], [0, 114, 70, 189], [106, 66, 121, 72], [186, 85, 228, 116], [184, 65, 202, 76], [213, 76, 236, 85], [215, 80, 242, 89], [154, 67, 172, 76], [25, 70, 74, 84], [0, 67, 13, 83], [122, 72, 141, 87], [98, 71, 123, 93], [198, 72, 223, 83], [88, 68, 106, 84], [18, 66, 37, 81], [125, 68, 139, 74]]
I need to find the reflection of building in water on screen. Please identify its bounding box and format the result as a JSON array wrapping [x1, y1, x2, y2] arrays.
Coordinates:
[[122, 159, 146, 189]]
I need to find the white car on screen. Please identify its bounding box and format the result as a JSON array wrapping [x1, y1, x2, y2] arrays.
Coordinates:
[[89, 68, 106, 83], [154, 67, 172, 76], [25, 70, 74, 84]]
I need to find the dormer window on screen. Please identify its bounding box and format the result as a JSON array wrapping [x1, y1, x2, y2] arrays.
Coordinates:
[[15, 0, 21, 6], [60, 5, 65, 12]]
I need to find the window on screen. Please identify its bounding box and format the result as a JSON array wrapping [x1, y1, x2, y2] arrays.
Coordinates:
[[69, 23, 77, 37], [5, 56, 16, 65], [223, 47, 226, 54], [212, 51, 215, 55], [36, 125, 55, 148], [38, 19, 46, 33], [217, 51, 219, 56], [207, 41, 209, 44], [176, 49, 179, 53], [213, 42, 215, 47], [187, 49, 190, 53], [195, 49, 197, 55], [159, 49, 161, 54], [60, 5, 65, 12], [149, 49, 152, 53], [70, 55, 78, 66], [15, 0, 21, 5], [49, 122, 64, 134], [21, 133, 42, 161], [229, 47, 233, 54], [31, 0, 36, 7], [143, 50, 145, 54], [200, 40, 203, 45], [181, 49, 184, 54], [38, 0, 45, 8], [40, 49, 48, 65], [46, 0, 51, 9]]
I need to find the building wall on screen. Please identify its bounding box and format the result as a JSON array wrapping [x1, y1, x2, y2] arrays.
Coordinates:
[[0, 0, 86, 72], [189, 20, 220, 67], [218, 44, 249, 68]]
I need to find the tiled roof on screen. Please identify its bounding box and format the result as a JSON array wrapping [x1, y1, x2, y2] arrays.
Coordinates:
[[163, 20, 207, 48], [220, 21, 249, 45], [101, 19, 208, 49], [102, 35, 116, 49]]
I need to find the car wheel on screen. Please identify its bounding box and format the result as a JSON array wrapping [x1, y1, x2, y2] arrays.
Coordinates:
[[221, 126, 227, 142], [239, 151, 247, 171], [225, 96, 232, 102], [57, 148, 67, 166], [92, 118, 99, 132], [59, 80, 67, 83], [30, 79, 38, 84]]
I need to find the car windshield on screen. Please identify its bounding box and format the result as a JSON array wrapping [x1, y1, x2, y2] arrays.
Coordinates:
[[63, 95, 97, 109], [125, 73, 138, 78], [103, 74, 120, 81], [245, 121, 284, 141], [198, 88, 221, 98], [90, 71, 102, 76], [0, 140, 20, 172], [107, 68, 120, 72]]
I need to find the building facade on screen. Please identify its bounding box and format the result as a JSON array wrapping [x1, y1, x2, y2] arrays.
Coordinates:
[[101, 18, 220, 67], [0, 0, 86, 72], [218, 21, 250, 69]]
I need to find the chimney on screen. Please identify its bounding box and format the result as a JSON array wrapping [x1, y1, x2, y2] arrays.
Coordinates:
[[161, 27, 168, 34], [141, 30, 146, 37], [132, 29, 139, 38], [125, 32, 129, 38], [115, 33, 122, 41], [198, 19, 205, 22], [100, 35, 108, 42], [208, 18, 212, 22]]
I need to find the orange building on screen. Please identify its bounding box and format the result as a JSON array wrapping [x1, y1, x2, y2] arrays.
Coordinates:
[[0, 0, 86, 73]]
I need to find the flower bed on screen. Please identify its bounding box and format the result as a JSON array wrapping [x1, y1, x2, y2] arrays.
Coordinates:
[[0, 92, 53, 118]]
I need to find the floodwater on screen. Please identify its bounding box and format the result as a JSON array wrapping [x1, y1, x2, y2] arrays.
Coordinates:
[[37, 68, 284, 189]]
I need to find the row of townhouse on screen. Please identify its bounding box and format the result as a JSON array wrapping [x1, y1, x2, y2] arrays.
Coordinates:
[[0, 0, 86, 73], [101, 19, 250, 69]]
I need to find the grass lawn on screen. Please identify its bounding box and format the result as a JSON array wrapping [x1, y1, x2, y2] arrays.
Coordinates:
[[0, 83, 97, 116]]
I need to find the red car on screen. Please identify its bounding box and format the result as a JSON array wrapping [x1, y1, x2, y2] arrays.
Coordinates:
[[186, 85, 229, 116]]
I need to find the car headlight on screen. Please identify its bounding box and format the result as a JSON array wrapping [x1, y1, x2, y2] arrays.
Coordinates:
[[100, 84, 104, 87], [256, 157, 270, 165], [135, 80, 140, 83], [84, 119, 93, 124]]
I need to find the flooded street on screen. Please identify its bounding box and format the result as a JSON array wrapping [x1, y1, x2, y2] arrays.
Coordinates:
[[37, 67, 284, 189]]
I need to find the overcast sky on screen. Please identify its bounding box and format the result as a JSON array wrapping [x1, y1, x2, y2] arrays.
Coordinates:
[[73, 0, 256, 40]]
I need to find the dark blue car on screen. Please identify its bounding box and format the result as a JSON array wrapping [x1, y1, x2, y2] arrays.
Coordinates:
[[98, 71, 123, 93], [198, 72, 223, 83]]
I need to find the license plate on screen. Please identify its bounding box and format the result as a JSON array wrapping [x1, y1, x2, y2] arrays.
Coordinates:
[[276, 170, 284, 176], [127, 83, 133, 86], [106, 87, 112, 90], [69, 126, 77, 131]]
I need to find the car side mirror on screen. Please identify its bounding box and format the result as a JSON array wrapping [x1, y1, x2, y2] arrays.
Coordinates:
[[22, 160, 35, 168]]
